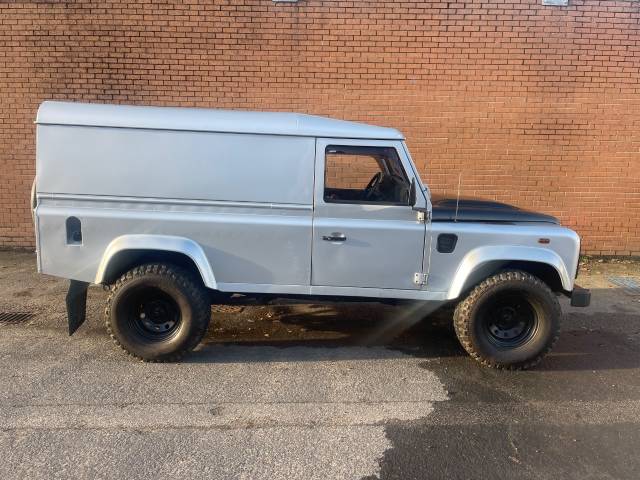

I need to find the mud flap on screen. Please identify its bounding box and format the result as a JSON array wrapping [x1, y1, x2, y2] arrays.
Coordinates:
[[66, 280, 89, 335], [570, 286, 591, 307]]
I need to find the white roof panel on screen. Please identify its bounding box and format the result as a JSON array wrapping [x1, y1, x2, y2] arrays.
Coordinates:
[[36, 101, 404, 140]]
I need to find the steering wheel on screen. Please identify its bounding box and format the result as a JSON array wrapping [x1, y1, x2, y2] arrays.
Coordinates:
[[364, 172, 383, 200]]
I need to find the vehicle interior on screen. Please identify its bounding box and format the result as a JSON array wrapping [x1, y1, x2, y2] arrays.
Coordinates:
[[323, 145, 411, 205]]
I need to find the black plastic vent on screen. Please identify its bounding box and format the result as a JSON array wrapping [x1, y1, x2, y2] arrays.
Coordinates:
[[437, 234, 458, 253], [66, 216, 82, 245]]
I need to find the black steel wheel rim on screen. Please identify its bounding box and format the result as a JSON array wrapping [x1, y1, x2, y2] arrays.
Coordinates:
[[479, 291, 539, 348], [123, 287, 182, 341]]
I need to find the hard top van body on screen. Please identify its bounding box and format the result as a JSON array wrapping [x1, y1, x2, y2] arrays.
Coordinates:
[[33, 101, 589, 368]]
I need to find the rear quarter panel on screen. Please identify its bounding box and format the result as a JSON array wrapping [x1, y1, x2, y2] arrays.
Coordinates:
[[35, 124, 316, 287], [36, 198, 314, 287]]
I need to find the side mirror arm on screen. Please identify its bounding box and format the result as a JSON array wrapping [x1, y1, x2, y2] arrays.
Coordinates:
[[409, 178, 429, 212], [408, 178, 416, 206]]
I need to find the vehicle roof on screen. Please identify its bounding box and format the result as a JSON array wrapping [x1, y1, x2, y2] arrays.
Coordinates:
[[36, 101, 405, 140]]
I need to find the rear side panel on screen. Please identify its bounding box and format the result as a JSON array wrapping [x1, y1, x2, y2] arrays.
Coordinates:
[[36, 198, 313, 287], [35, 125, 316, 287]]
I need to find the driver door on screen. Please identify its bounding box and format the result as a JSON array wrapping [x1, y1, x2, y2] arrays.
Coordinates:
[[311, 138, 427, 291]]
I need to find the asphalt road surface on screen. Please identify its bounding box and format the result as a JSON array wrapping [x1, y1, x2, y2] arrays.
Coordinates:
[[1, 251, 639, 479]]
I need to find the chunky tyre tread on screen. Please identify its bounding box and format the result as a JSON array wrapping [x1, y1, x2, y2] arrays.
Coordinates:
[[105, 263, 210, 362], [453, 270, 561, 371]]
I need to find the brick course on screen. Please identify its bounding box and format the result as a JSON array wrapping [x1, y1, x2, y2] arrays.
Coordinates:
[[1, 0, 639, 254]]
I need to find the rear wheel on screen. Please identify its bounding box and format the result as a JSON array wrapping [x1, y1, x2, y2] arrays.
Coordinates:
[[453, 270, 561, 370], [105, 263, 211, 362]]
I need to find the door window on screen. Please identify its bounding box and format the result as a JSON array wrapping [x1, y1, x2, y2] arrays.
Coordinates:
[[324, 146, 410, 205]]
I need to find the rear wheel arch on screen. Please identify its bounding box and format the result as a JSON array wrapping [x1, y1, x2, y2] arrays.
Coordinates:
[[95, 235, 216, 289], [99, 249, 202, 286]]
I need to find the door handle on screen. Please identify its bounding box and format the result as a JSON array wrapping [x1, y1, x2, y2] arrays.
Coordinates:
[[322, 233, 347, 242]]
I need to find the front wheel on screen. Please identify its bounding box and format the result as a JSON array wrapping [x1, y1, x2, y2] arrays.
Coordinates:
[[105, 263, 211, 362], [453, 270, 561, 370]]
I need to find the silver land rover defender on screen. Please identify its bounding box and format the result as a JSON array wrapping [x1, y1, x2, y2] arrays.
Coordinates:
[[32, 101, 590, 369]]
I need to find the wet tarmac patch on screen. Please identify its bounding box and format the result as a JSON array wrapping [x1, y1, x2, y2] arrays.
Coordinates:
[[377, 420, 640, 480]]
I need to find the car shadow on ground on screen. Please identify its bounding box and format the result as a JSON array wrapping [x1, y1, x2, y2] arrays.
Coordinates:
[[536, 319, 640, 372], [187, 295, 640, 372], [188, 302, 465, 363]]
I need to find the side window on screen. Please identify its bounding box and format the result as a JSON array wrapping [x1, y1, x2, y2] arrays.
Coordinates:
[[324, 146, 410, 205]]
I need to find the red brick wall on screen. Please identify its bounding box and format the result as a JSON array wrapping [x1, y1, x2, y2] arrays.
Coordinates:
[[1, 0, 639, 254]]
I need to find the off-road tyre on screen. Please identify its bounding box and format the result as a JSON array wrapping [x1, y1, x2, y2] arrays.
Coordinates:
[[105, 263, 211, 362], [453, 270, 561, 370]]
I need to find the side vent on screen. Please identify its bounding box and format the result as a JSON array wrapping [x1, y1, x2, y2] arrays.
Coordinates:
[[437, 233, 457, 253], [65, 216, 82, 245]]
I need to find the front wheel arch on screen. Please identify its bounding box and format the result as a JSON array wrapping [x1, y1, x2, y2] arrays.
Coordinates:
[[447, 246, 572, 300], [454, 260, 565, 299]]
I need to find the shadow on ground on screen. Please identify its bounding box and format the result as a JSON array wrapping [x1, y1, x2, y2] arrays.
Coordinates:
[[177, 292, 640, 376], [371, 421, 640, 480], [189, 302, 464, 363]]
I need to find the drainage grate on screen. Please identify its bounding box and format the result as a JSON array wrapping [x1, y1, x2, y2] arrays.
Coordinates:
[[608, 276, 640, 296], [211, 305, 245, 314], [0, 312, 35, 325]]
